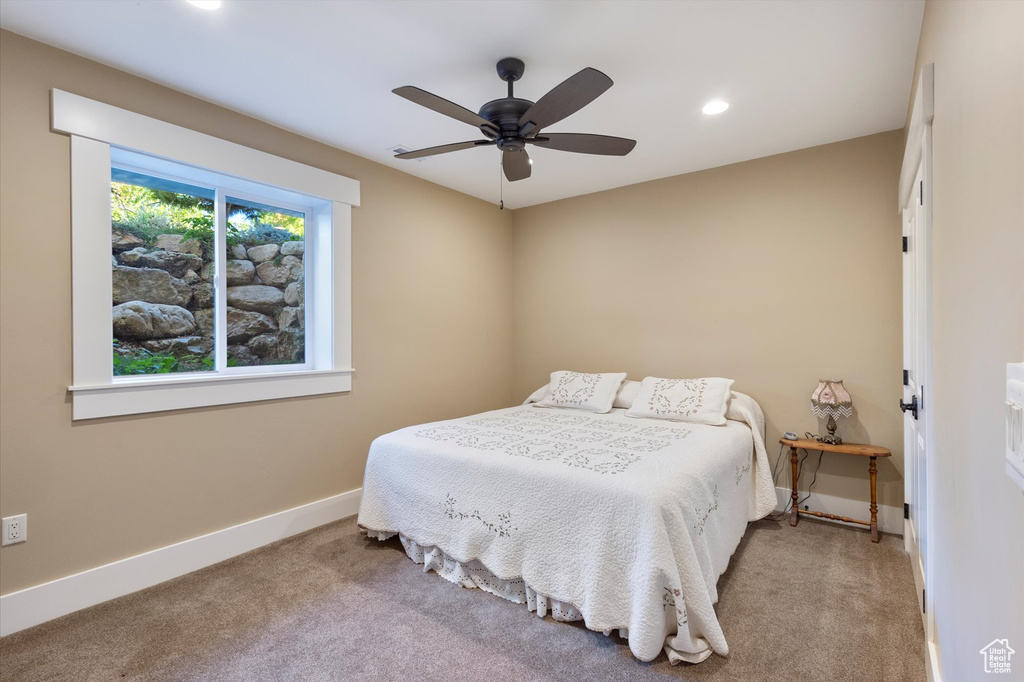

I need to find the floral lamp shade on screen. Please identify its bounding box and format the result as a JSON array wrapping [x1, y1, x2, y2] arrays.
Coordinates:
[[810, 380, 853, 418], [810, 380, 853, 444]]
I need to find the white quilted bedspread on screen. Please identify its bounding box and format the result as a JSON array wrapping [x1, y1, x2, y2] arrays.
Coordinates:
[[357, 392, 776, 663]]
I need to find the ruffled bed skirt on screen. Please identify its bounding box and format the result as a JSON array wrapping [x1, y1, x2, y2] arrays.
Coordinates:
[[364, 530, 694, 658], [379, 530, 605, 625]]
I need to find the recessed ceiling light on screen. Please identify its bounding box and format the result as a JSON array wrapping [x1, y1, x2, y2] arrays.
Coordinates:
[[702, 100, 729, 115], [187, 0, 222, 9]]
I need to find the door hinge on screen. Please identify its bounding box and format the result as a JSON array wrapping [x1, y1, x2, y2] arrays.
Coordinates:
[[920, 385, 924, 411], [919, 180, 923, 205], [902, 236, 908, 253], [922, 588, 926, 614], [904, 502, 910, 519], [903, 369, 909, 386]]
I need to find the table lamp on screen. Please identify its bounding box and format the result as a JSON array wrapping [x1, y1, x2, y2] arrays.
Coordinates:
[[810, 379, 853, 445]]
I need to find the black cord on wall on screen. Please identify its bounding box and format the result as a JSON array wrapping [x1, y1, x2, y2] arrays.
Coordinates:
[[798, 450, 825, 508], [765, 441, 829, 523], [771, 443, 786, 485]]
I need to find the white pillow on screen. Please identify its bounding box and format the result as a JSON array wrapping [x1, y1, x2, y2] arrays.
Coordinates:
[[526, 379, 640, 408], [613, 380, 641, 409], [535, 371, 627, 413], [523, 384, 548, 405], [625, 376, 735, 425]]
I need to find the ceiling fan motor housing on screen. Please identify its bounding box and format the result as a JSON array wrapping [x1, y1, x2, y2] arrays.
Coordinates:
[[479, 97, 534, 151]]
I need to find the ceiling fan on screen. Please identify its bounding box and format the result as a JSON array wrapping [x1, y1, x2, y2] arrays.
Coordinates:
[[392, 58, 636, 182]]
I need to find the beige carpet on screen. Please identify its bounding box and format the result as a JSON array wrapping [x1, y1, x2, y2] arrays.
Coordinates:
[[0, 516, 924, 681]]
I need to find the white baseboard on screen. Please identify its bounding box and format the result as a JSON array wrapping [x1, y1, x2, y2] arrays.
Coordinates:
[[0, 487, 362, 637], [927, 638, 943, 682], [773, 486, 903, 536]]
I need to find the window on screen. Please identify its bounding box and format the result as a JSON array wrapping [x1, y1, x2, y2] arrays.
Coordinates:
[[110, 155, 314, 376], [111, 167, 219, 376], [56, 90, 359, 419]]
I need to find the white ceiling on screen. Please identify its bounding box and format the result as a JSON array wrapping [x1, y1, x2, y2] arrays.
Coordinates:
[[0, 0, 923, 209]]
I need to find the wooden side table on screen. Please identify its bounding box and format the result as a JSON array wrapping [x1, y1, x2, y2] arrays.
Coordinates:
[[780, 438, 892, 543]]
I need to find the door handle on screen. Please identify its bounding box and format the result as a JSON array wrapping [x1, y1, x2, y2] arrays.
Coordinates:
[[900, 395, 919, 420]]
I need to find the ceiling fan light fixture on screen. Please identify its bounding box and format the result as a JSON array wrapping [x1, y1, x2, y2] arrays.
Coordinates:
[[702, 100, 729, 115], [528, 158, 534, 165]]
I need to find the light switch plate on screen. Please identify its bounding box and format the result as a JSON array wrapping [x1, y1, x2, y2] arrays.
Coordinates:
[[2, 514, 27, 546]]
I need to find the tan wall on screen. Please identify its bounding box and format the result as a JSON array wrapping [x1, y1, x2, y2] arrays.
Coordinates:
[[0, 31, 515, 595], [906, 1, 1024, 677], [511, 131, 906, 509]]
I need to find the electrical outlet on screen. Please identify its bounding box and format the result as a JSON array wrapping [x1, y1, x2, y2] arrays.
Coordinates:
[[2, 514, 27, 546]]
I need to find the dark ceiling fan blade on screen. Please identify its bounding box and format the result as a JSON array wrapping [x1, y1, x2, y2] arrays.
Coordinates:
[[502, 150, 531, 182], [530, 133, 636, 156], [393, 86, 498, 133], [517, 68, 613, 132], [395, 140, 494, 160]]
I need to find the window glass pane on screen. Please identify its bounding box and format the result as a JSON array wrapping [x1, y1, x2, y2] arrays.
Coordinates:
[[111, 170, 215, 375], [224, 197, 305, 367]]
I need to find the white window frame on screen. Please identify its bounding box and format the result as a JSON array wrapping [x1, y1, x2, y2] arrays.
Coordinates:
[[54, 90, 359, 420]]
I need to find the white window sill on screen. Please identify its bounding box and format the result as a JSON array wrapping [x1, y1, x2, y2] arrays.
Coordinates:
[[69, 368, 354, 420]]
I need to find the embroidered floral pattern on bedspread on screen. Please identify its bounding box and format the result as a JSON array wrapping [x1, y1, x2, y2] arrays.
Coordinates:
[[414, 408, 692, 476], [505, 439, 576, 462], [592, 421, 638, 433], [735, 459, 751, 484], [549, 428, 613, 443], [455, 431, 523, 450], [443, 494, 517, 537], [662, 587, 688, 623], [636, 425, 691, 440], [503, 421, 559, 435], [467, 416, 519, 428], [416, 425, 475, 441], [605, 436, 671, 452], [506, 409, 548, 420], [562, 449, 640, 475], [693, 485, 720, 536], [540, 413, 593, 426]]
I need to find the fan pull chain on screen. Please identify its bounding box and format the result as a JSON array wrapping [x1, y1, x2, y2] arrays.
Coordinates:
[[499, 156, 504, 210]]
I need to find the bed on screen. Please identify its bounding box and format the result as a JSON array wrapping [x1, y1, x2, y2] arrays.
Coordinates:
[[357, 390, 776, 664]]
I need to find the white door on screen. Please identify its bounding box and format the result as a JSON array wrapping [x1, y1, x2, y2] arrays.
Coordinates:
[[901, 62, 936, 679], [903, 160, 935, 644]]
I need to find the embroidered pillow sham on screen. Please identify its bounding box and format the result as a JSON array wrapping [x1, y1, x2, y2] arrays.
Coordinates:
[[625, 376, 735, 425], [524, 378, 641, 409], [535, 371, 628, 413]]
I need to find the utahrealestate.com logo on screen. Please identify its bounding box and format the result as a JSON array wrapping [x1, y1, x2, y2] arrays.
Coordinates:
[[980, 639, 1015, 674]]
